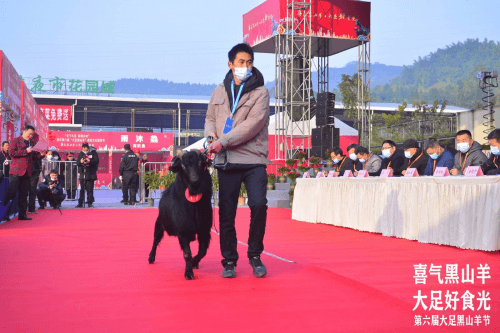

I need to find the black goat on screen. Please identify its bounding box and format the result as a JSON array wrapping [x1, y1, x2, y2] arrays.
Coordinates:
[[148, 150, 213, 280]]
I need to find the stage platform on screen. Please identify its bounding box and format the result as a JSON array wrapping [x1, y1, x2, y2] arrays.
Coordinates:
[[0, 208, 499, 332]]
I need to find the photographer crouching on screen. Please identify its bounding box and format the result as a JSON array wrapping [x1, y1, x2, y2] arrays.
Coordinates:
[[36, 169, 66, 209]]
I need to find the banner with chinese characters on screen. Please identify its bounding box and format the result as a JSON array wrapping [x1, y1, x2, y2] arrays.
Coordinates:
[[39, 104, 72, 124], [243, 0, 371, 53], [26, 76, 115, 95], [49, 131, 174, 151], [0, 51, 22, 116], [21, 82, 38, 127]]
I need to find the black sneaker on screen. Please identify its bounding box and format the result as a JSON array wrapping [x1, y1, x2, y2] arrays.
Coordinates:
[[87, 204, 93, 208], [124, 202, 129, 206], [28, 210, 38, 214], [221, 262, 236, 278], [120, 199, 126, 203], [249, 256, 267, 278], [75, 204, 83, 208], [128, 201, 136, 206]]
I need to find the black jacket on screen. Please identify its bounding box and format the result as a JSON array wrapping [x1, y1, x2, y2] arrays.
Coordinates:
[[119, 150, 139, 175], [77, 149, 99, 180], [481, 154, 500, 175], [334, 156, 354, 175], [402, 148, 429, 176], [381, 152, 405, 176], [38, 174, 64, 195], [0, 149, 11, 177]]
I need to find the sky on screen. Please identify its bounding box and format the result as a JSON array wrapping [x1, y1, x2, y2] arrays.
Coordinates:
[[1, 0, 499, 85]]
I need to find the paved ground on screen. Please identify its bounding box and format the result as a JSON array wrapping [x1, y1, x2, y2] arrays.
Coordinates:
[[58, 189, 159, 210]]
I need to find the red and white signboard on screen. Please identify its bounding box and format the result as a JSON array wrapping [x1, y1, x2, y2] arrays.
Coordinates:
[[21, 82, 37, 127], [39, 104, 72, 124], [380, 169, 393, 178], [404, 168, 419, 177], [343, 170, 353, 177], [433, 167, 450, 177], [357, 170, 369, 178], [0, 51, 22, 116], [464, 166, 484, 177], [49, 131, 174, 151]]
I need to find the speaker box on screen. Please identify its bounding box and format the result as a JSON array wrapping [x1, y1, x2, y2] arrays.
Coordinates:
[[310, 146, 328, 158], [316, 99, 335, 108], [311, 126, 340, 147], [317, 92, 336, 102], [316, 108, 335, 127]]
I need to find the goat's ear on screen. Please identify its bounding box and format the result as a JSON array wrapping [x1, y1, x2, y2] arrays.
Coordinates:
[[169, 156, 183, 173]]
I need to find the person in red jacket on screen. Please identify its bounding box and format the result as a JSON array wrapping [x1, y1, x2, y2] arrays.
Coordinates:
[[2, 125, 45, 221]]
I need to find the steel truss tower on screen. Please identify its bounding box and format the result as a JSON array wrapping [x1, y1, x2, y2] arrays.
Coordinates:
[[357, 41, 371, 148], [274, 0, 313, 160]]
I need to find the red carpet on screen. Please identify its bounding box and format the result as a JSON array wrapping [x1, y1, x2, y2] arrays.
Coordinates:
[[0, 208, 499, 332]]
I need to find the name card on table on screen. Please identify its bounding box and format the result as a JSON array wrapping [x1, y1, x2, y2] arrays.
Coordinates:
[[433, 167, 450, 177], [316, 170, 325, 178], [404, 168, 419, 177], [328, 170, 338, 178], [343, 170, 353, 177], [464, 166, 484, 177], [303, 172, 310, 178], [380, 169, 393, 178], [357, 170, 369, 178]]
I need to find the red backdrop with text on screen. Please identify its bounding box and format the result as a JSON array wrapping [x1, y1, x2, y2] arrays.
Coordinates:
[[39, 105, 72, 124]]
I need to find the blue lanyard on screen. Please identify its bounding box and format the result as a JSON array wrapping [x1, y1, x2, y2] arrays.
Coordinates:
[[231, 80, 245, 117]]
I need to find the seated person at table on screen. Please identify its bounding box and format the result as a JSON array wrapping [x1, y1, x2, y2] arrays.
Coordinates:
[[380, 139, 405, 176], [423, 138, 455, 176], [450, 130, 487, 176], [354, 146, 382, 176], [36, 169, 66, 209], [330, 146, 353, 176], [401, 139, 428, 176], [481, 128, 500, 175], [347, 143, 363, 172]]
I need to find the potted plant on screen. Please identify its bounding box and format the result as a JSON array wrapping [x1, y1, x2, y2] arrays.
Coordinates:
[[143, 171, 160, 206], [211, 170, 219, 206], [285, 158, 296, 169], [308, 156, 321, 174], [296, 150, 306, 167], [277, 166, 288, 183], [325, 149, 333, 168], [267, 173, 276, 190], [288, 187, 294, 208], [287, 171, 300, 189], [238, 182, 247, 206]]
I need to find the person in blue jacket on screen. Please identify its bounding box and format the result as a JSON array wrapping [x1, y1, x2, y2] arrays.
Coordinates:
[[423, 138, 455, 176]]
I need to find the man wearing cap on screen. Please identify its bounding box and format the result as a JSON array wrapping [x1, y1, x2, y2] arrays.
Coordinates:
[[76, 142, 99, 208], [401, 139, 429, 176], [119, 144, 139, 205]]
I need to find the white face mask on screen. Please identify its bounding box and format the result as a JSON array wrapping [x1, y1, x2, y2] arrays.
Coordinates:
[[491, 146, 500, 156], [50, 177, 57, 181], [53, 156, 59, 161], [457, 142, 470, 153], [46, 155, 53, 160], [382, 149, 392, 158], [234, 67, 252, 82], [359, 158, 366, 163], [333, 158, 340, 164], [404, 151, 413, 159], [349, 153, 357, 161]]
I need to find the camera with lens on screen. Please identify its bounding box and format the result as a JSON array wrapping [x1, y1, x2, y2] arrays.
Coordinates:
[[49, 180, 58, 194], [83, 155, 91, 165]]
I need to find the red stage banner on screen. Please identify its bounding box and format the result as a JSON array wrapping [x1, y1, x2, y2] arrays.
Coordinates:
[[0, 51, 22, 116], [49, 131, 174, 151], [39, 104, 72, 124], [21, 82, 38, 127], [243, 0, 371, 53]]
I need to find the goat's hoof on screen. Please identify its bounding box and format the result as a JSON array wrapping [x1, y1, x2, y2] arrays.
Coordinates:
[[192, 261, 200, 269], [184, 271, 195, 280], [148, 257, 155, 264]]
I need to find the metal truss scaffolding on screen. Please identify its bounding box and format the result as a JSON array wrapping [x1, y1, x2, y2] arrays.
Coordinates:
[[274, 0, 312, 160], [357, 41, 371, 148]]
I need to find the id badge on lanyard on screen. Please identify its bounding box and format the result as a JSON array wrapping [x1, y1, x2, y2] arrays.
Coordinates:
[[224, 80, 245, 134]]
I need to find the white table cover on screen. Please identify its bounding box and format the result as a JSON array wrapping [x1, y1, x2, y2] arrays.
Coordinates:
[[292, 176, 500, 251]]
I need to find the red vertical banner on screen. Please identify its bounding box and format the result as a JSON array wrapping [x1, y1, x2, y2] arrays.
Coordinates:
[[6, 120, 14, 141]]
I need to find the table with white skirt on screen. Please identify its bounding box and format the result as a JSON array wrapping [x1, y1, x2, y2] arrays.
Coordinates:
[[292, 176, 500, 251]]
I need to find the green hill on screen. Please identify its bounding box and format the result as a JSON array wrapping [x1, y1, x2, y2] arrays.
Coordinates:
[[371, 38, 500, 109]]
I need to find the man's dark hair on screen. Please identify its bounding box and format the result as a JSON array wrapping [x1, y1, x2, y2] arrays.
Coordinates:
[[355, 146, 369, 155], [24, 125, 35, 131], [228, 43, 254, 63], [424, 138, 443, 150], [331, 146, 343, 156], [1, 141, 8, 147], [456, 129, 472, 138], [347, 143, 359, 152], [487, 128, 500, 142], [382, 140, 397, 148], [49, 169, 59, 175]]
